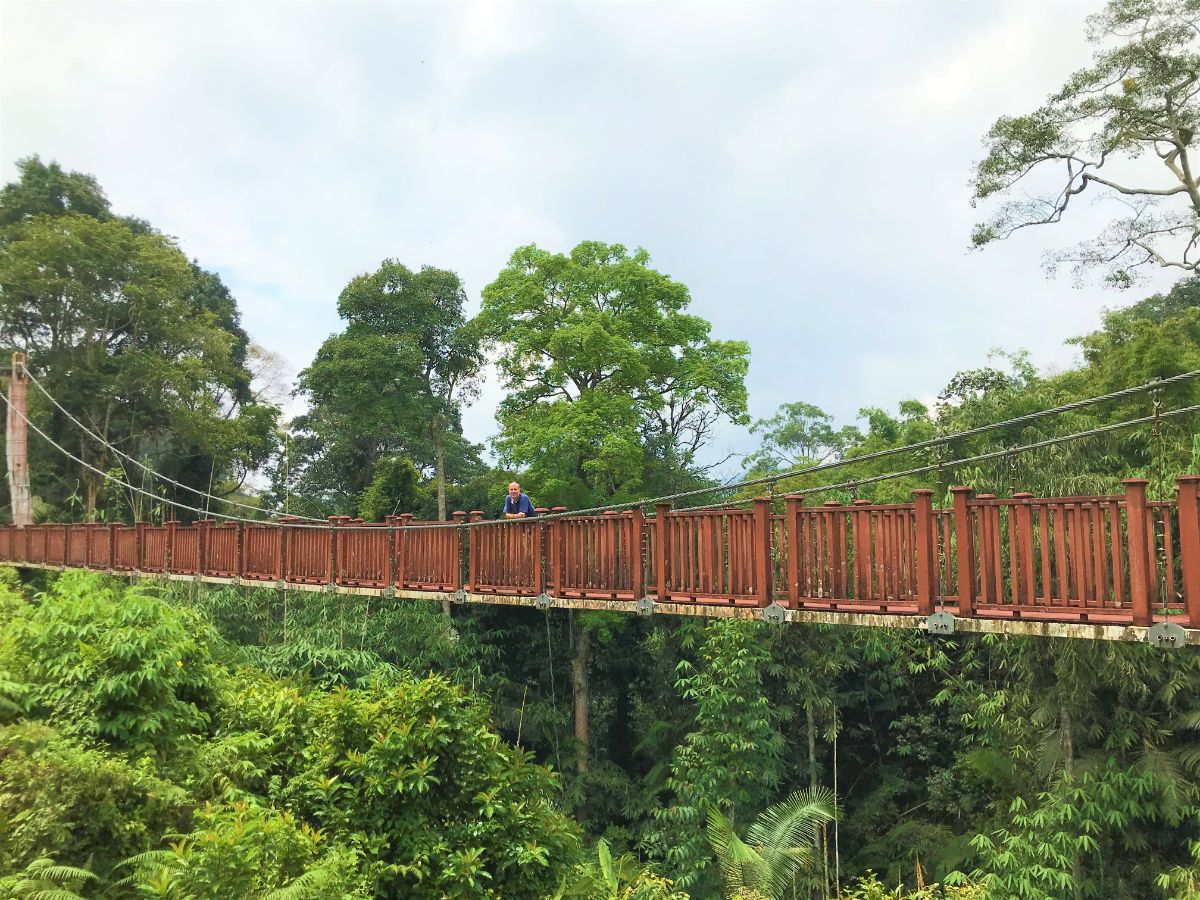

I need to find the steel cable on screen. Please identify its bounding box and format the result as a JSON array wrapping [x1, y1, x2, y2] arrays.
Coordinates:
[[19, 363, 325, 521]]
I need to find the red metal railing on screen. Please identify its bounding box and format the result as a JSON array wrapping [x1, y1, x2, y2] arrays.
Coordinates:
[[7, 477, 1200, 627]]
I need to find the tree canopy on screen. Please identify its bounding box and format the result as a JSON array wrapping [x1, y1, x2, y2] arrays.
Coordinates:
[[971, 0, 1200, 287], [288, 261, 484, 519], [0, 157, 277, 522], [477, 241, 750, 507]]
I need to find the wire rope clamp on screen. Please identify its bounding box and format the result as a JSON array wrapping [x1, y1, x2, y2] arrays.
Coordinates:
[[636, 596, 657, 617], [535, 592, 553, 611], [925, 611, 956, 636], [382, 586, 396, 600], [1148, 620, 1187, 650], [762, 602, 788, 625], [451, 588, 467, 605]]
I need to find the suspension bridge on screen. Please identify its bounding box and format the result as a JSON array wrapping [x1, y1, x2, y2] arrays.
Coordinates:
[[4, 356, 1200, 647]]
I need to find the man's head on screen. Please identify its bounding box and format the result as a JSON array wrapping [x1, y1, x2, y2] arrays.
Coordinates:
[[508, 482, 521, 501]]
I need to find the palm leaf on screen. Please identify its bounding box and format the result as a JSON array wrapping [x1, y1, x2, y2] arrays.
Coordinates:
[[744, 788, 836, 897], [707, 804, 772, 897]]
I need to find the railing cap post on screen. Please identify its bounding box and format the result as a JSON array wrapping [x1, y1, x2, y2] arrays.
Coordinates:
[[912, 489, 933, 496], [822, 500, 840, 507], [551, 506, 568, 512], [1123, 477, 1150, 487], [1013, 492, 1035, 499], [1177, 475, 1200, 484], [852, 498, 872, 506], [452, 511, 467, 522], [469, 510, 484, 522], [535, 507, 549, 514]]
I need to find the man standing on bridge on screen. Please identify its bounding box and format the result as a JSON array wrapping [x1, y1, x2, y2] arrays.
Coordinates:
[[503, 482, 537, 519]]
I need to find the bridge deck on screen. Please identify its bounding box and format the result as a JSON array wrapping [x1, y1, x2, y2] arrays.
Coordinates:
[[4, 475, 1200, 645]]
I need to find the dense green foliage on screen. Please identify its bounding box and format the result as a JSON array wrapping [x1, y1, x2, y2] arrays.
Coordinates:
[[15, 108, 1200, 896], [477, 241, 750, 508], [0, 157, 278, 522], [0, 572, 586, 897], [285, 260, 485, 521]]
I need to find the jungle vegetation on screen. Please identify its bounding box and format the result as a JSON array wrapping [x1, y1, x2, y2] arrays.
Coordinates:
[[9, 2, 1200, 896]]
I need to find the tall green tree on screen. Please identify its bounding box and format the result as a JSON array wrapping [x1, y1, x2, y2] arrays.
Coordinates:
[[477, 241, 750, 507], [293, 261, 483, 519], [971, 0, 1200, 287], [0, 156, 277, 521]]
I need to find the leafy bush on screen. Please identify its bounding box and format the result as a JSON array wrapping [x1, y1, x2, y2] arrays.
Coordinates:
[[0, 721, 190, 881], [118, 799, 368, 899], [5, 573, 218, 753], [282, 675, 581, 898]]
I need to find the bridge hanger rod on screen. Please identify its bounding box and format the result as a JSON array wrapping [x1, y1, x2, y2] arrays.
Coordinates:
[[17, 363, 324, 522], [8, 386, 1200, 532]]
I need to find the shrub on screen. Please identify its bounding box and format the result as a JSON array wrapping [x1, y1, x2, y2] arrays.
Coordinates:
[[284, 675, 582, 898], [6, 573, 218, 753], [0, 721, 190, 881]]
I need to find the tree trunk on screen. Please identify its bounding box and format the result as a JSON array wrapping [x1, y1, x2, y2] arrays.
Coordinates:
[[571, 611, 590, 821]]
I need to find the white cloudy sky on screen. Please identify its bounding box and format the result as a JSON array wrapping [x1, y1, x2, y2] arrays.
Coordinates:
[[0, 0, 1181, 476]]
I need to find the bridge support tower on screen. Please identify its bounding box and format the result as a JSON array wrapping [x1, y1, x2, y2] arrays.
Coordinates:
[[5, 352, 31, 527]]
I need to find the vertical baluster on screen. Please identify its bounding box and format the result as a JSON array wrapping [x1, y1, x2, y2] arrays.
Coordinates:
[[786, 494, 803, 606]]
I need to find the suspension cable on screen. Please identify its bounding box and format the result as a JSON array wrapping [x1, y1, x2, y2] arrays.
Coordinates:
[[8, 375, 1200, 530], [552, 370, 1200, 518], [671, 403, 1200, 511], [4, 386, 1195, 528], [18, 363, 324, 522]]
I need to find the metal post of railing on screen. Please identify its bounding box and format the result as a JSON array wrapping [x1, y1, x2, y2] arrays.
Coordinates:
[[234, 521, 245, 580], [784, 494, 803, 606], [453, 511, 467, 591], [325, 516, 338, 589], [468, 511, 483, 592], [630, 506, 644, 601], [535, 508, 549, 595], [165, 520, 178, 574], [134, 521, 146, 573], [551, 507, 568, 597], [198, 519, 211, 578]]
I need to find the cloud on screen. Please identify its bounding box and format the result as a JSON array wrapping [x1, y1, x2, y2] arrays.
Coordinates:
[[1, 0, 1177, 474]]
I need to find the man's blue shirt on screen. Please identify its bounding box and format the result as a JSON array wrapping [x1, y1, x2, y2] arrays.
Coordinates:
[[503, 493, 536, 517]]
